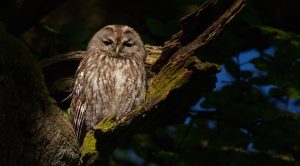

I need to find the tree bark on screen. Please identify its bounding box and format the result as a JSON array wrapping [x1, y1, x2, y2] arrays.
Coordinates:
[[0, 26, 79, 165]]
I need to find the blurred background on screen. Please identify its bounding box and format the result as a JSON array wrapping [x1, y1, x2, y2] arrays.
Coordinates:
[[11, 0, 300, 165]]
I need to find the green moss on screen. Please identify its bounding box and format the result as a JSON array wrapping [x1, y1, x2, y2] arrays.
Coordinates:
[[63, 108, 71, 118], [97, 115, 118, 132], [146, 56, 198, 104], [80, 131, 97, 156], [80, 115, 118, 159]]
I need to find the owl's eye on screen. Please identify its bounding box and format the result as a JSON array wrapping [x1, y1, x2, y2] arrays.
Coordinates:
[[103, 39, 113, 45], [123, 41, 134, 47]]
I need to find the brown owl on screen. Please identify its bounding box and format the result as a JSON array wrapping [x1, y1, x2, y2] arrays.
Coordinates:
[[70, 25, 147, 144]]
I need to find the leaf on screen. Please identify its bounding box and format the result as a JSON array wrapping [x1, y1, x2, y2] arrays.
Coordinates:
[[62, 108, 70, 118]]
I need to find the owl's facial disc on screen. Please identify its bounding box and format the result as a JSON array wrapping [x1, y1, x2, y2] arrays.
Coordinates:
[[92, 25, 141, 59]]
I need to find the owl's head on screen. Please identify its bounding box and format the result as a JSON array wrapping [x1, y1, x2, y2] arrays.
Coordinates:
[[87, 25, 146, 61]]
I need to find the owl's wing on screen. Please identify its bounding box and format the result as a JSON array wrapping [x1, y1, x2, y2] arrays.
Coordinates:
[[70, 57, 88, 143]]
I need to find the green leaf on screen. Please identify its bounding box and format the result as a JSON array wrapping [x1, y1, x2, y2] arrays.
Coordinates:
[[62, 108, 70, 118]]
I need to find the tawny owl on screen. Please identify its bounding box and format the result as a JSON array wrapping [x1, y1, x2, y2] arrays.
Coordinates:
[[70, 25, 147, 144]]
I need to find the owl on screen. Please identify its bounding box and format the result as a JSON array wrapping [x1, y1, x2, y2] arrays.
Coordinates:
[[70, 25, 147, 144]]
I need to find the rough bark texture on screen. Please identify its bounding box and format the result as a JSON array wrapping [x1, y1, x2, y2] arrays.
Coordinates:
[[0, 26, 79, 165]]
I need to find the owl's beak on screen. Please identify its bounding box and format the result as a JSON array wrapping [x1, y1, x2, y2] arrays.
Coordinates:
[[115, 45, 124, 54]]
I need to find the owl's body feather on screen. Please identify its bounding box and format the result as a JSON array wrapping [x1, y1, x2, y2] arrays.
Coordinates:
[[70, 25, 146, 143]]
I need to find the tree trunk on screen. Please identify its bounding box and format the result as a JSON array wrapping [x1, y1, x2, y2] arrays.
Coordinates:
[[0, 26, 79, 165]]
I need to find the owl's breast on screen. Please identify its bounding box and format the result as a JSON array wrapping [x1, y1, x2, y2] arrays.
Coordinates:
[[114, 69, 128, 94], [86, 58, 146, 119]]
